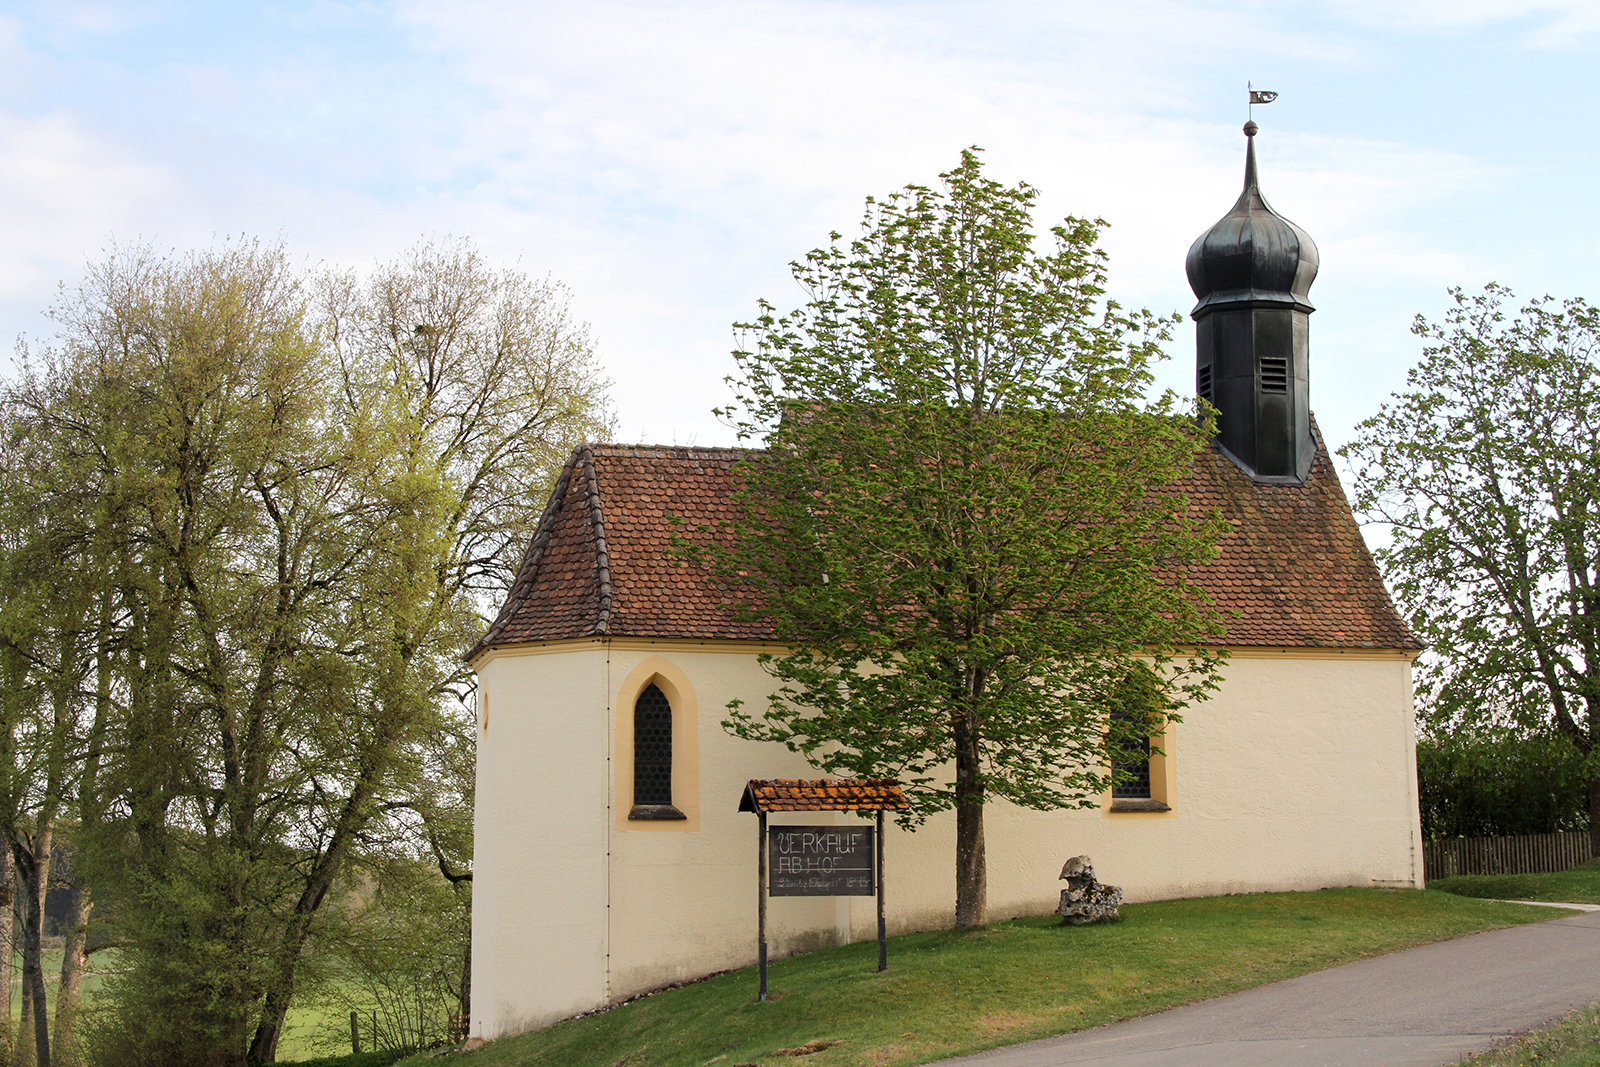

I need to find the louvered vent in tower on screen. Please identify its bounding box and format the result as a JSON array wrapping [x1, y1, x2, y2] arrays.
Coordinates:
[[1198, 364, 1213, 404], [1260, 357, 1288, 394]]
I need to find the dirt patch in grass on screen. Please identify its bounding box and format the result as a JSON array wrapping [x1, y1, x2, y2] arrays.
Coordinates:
[[976, 1010, 1048, 1035]]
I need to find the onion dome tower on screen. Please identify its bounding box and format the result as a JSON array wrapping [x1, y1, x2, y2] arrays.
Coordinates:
[[1186, 121, 1319, 484]]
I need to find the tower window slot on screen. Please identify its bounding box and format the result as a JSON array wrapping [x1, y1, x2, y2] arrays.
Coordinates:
[[1260, 357, 1288, 394], [1197, 364, 1213, 403]]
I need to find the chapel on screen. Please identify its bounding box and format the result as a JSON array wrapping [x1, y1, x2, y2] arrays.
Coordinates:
[[466, 124, 1424, 1040]]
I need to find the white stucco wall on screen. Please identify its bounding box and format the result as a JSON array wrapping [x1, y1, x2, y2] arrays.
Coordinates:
[[470, 645, 611, 1039], [471, 639, 1420, 1040]]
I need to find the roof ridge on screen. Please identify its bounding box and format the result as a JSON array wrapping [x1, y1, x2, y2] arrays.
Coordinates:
[[579, 445, 615, 635], [587, 442, 759, 458], [468, 449, 583, 659]]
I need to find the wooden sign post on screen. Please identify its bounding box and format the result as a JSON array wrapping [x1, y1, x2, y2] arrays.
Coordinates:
[[876, 808, 886, 973], [739, 779, 908, 1001], [757, 809, 767, 1000]]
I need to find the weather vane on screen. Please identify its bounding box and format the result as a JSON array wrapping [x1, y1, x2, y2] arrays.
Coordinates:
[[1248, 81, 1279, 122]]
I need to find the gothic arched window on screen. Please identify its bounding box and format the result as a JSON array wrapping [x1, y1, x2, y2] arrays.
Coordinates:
[[630, 683, 685, 819]]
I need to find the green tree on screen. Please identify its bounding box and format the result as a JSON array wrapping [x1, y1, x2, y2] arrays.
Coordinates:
[[0, 534, 77, 1067], [1342, 284, 1600, 852], [8, 237, 606, 1066], [718, 151, 1226, 928], [1415, 727, 1589, 840], [1, 325, 135, 1067], [241, 239, 605, 1062], [315, 848, 471, 1055], [22, 239, 370, 1067]]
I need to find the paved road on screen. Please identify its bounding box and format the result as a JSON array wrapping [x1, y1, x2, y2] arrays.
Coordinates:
[[944, 904, 1600, 1067]]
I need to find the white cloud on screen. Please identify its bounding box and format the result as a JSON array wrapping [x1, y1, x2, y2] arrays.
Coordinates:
[[0, 109, 177, 331], [1329, 0, 1600, 44], [0, 0, 1584, 451], [372, 0, 1499, 444], [1322, 231, 1494, 288]]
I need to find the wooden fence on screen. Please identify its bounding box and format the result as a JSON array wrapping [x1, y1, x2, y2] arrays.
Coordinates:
[[1424, 831, 1592, 881]]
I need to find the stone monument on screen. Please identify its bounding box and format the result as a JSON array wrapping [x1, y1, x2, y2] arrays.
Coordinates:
[[1057, 855, 1122, 925]]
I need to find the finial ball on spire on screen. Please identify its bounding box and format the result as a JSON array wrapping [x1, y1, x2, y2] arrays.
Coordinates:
[[1243, 121, 1258, 137]]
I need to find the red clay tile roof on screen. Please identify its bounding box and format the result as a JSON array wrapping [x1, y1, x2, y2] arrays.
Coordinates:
[[739, 779, 910, 812], [472, 431, 1420, 656], [1176, 433, 1419, 649]]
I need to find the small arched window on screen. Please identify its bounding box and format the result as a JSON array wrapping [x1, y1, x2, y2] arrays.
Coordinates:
[[630, 683, 685, 820]]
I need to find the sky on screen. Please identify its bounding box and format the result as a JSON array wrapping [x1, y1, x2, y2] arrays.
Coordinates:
[[3, 0, 1600, 458]]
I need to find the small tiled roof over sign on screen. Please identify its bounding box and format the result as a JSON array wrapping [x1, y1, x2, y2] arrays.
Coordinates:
[[739, 779, 909, 813], [471, 430, 1420, 658]]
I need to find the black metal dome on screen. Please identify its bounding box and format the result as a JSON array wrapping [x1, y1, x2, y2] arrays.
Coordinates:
[[1186, 122, 1318, 315]]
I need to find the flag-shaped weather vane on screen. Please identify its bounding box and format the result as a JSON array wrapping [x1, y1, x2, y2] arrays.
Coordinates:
[[1248, 81, 1278, 121]]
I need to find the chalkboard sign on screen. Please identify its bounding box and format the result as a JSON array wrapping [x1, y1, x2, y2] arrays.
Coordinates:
[[768, 824, 876, 896]]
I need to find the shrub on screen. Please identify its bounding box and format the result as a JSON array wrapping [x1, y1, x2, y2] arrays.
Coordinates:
[[1417, 729, 1590, 839]]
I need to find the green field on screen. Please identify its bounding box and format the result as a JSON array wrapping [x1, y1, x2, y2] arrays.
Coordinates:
[[1429, 858, 1600, 905], [7, 948, 115, 1049], [7, 949, 355, 1062], [403, 888, 1564, 1067]]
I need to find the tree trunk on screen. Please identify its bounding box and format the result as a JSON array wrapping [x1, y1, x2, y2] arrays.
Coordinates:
[[13, 980, 30, 1067], [244, 880, 334, 1063], [246, 777, 378, 1065], [1589, 775, 1600, 859], [55, 590, 109, 1067], [954, 795, 987, 928], [0, 848, 14, 1067], [952, 717, 987, 930], [12, 826, 51, 1067], [50, 885, 91, 1067]]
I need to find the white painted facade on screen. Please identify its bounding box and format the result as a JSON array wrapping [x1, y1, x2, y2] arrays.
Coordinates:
[[469, 637, 1421, 1040]]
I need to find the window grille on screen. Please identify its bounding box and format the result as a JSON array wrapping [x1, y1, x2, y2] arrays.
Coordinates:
[[1260, 356, 1288, 394], [634, 684, 673, 806], [1111, 708, 1152, 800]]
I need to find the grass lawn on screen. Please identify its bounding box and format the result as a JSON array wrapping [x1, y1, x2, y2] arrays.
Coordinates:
[[403, 888, 1565, 1067], [1459, 1005, 1600, 1067], [282, 996, 370, 1061], [7, 949, 349, 1063], [1429, 858, 1600, 904]]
